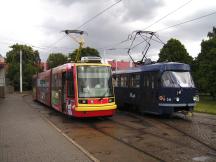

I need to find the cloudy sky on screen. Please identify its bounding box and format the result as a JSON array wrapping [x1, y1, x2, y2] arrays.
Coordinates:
[[0, 0, 216, 61]]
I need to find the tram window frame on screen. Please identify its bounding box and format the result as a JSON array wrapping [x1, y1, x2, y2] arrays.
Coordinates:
[[52, 74, 58, 90], [153, 72, 160, 89], [143, 73, 146, 88], [152, 75, 154, 89], [67, 69, 75, 98], [112, 77, 116, 87], [126, 75, 130, 87], [146, 74, 150, 88], [131, 73, 140, 88], [120, 75, 126, 87], [142, 72, 159, 89], [117, 75, 121, 87]]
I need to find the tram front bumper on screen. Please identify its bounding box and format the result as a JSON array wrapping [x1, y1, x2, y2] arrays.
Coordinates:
[[75, 104, 117, 111], [72, 104, 117, 117], [158, 103, 195, 115]]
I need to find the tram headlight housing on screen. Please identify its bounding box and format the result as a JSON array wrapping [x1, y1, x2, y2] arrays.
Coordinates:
[[176, 97, 180, 102], [193, 95, 199, 102], [159, 96, 165, 101], [79, 100, 87, 104], [108, 98, 114, 103]]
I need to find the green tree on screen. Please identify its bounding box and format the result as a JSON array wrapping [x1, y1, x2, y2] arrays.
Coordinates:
[[194, 27, 216, 98], [6, 44, 41, 90], [158, 38, 193, 64], [68, 47, 100, 61], [207, 26, 216, 38], [47, 53, 67, 69]]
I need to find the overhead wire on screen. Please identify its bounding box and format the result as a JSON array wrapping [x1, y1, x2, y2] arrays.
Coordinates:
[[100, 0, 193, 51], [77, 0, 122, 29], [0, 39, 72, 54], [157, 10, 216, 32], [143, 0, 193, 30], [46, 35, 67, 50], [46, 0, 122, 53], [0, 1, 123, 57]]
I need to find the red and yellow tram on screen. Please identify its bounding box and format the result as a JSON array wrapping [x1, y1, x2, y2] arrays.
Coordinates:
[[33, 59, 117, 117]]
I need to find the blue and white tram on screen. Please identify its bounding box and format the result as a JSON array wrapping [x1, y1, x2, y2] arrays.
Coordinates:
[[113, 62, 199, 116]]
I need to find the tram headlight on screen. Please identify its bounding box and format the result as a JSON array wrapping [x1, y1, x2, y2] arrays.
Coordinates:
[[79, 100, 87, 104], [193, 95, 199, 102], [176, 97, 180, 102], [109, 98, 114, 103], [159, 96, 165, 101]]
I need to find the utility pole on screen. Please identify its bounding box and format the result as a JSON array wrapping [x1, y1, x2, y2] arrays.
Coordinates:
[[115, 60, 117, 73], [103, 50, 107, 63], [20, 50, 22, 93]]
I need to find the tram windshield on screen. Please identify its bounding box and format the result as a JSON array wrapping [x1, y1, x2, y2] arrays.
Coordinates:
[[161, 71, 195, 88], [77, 66, 113, 98]]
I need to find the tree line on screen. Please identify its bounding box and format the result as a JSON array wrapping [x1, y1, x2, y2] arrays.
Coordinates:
[[5, 46, 100, 91], [5, 27, 216, 99]]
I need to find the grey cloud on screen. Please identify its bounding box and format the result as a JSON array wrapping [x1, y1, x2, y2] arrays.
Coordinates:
[[159, 8, 216, 41], [45, 0, 92, 6], [122, 0, 164, 21], [41, 17, 80, 34], [39, 1, 215, 61], [45, 0, 112, 7]]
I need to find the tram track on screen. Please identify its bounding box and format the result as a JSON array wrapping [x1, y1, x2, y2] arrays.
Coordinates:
[[23, 96, 164, 162], [23, 95, 216, 161], [86, 121, 166, 162], [99, 117, 197, 149], [193, 120, 216, 127], [159, 120, 216, 152], [86, 114, 216, 162], [122, 111, 216, 153]]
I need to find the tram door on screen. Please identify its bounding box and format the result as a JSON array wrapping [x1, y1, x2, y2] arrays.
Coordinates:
[[149, 72, 159, 112], [61, 72, 66, 112], [143, 72, 159, 113]]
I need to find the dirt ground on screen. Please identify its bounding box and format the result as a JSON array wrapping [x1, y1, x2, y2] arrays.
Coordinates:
[[24, 95, 216, 162]]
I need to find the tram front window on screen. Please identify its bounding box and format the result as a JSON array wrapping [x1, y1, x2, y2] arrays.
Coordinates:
[[161, 71, 195, 88], [77, 66, 113, 98]]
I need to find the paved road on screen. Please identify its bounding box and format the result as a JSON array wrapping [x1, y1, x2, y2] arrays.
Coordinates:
[[0, 94, 92, 162]]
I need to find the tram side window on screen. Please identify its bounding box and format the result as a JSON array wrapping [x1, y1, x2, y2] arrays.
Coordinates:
[[52, 74, 58, 90], [143, 74, 145, 88], [131, 74, 140, 88], [56, 73, 61, 88], [120, 75, 127, 87], [131, 74, 134, 87], [146, 74, 150, 88], [112, 77, 116, 87], [116, 75, 121, 87], [120, 76, 124, 87], [126, 75, 130, 87], [152, 75, 154, 89], [152, 72, 159, 89], [67, 70, 74, 97]]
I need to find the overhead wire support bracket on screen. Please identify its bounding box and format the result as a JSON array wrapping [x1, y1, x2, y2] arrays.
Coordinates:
[[63, 29, 88, 63]]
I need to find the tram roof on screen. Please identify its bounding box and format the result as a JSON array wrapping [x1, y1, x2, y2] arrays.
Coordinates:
[[114, 62, 191, 74]]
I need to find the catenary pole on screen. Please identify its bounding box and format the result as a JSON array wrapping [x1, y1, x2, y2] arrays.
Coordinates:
[[20, 49, 22, 93]]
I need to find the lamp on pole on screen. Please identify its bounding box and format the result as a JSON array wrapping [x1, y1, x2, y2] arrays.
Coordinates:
[[103, 48, 117, 65]]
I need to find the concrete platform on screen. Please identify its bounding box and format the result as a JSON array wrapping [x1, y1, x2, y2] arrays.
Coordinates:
[[0, 94, 92, 162]]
